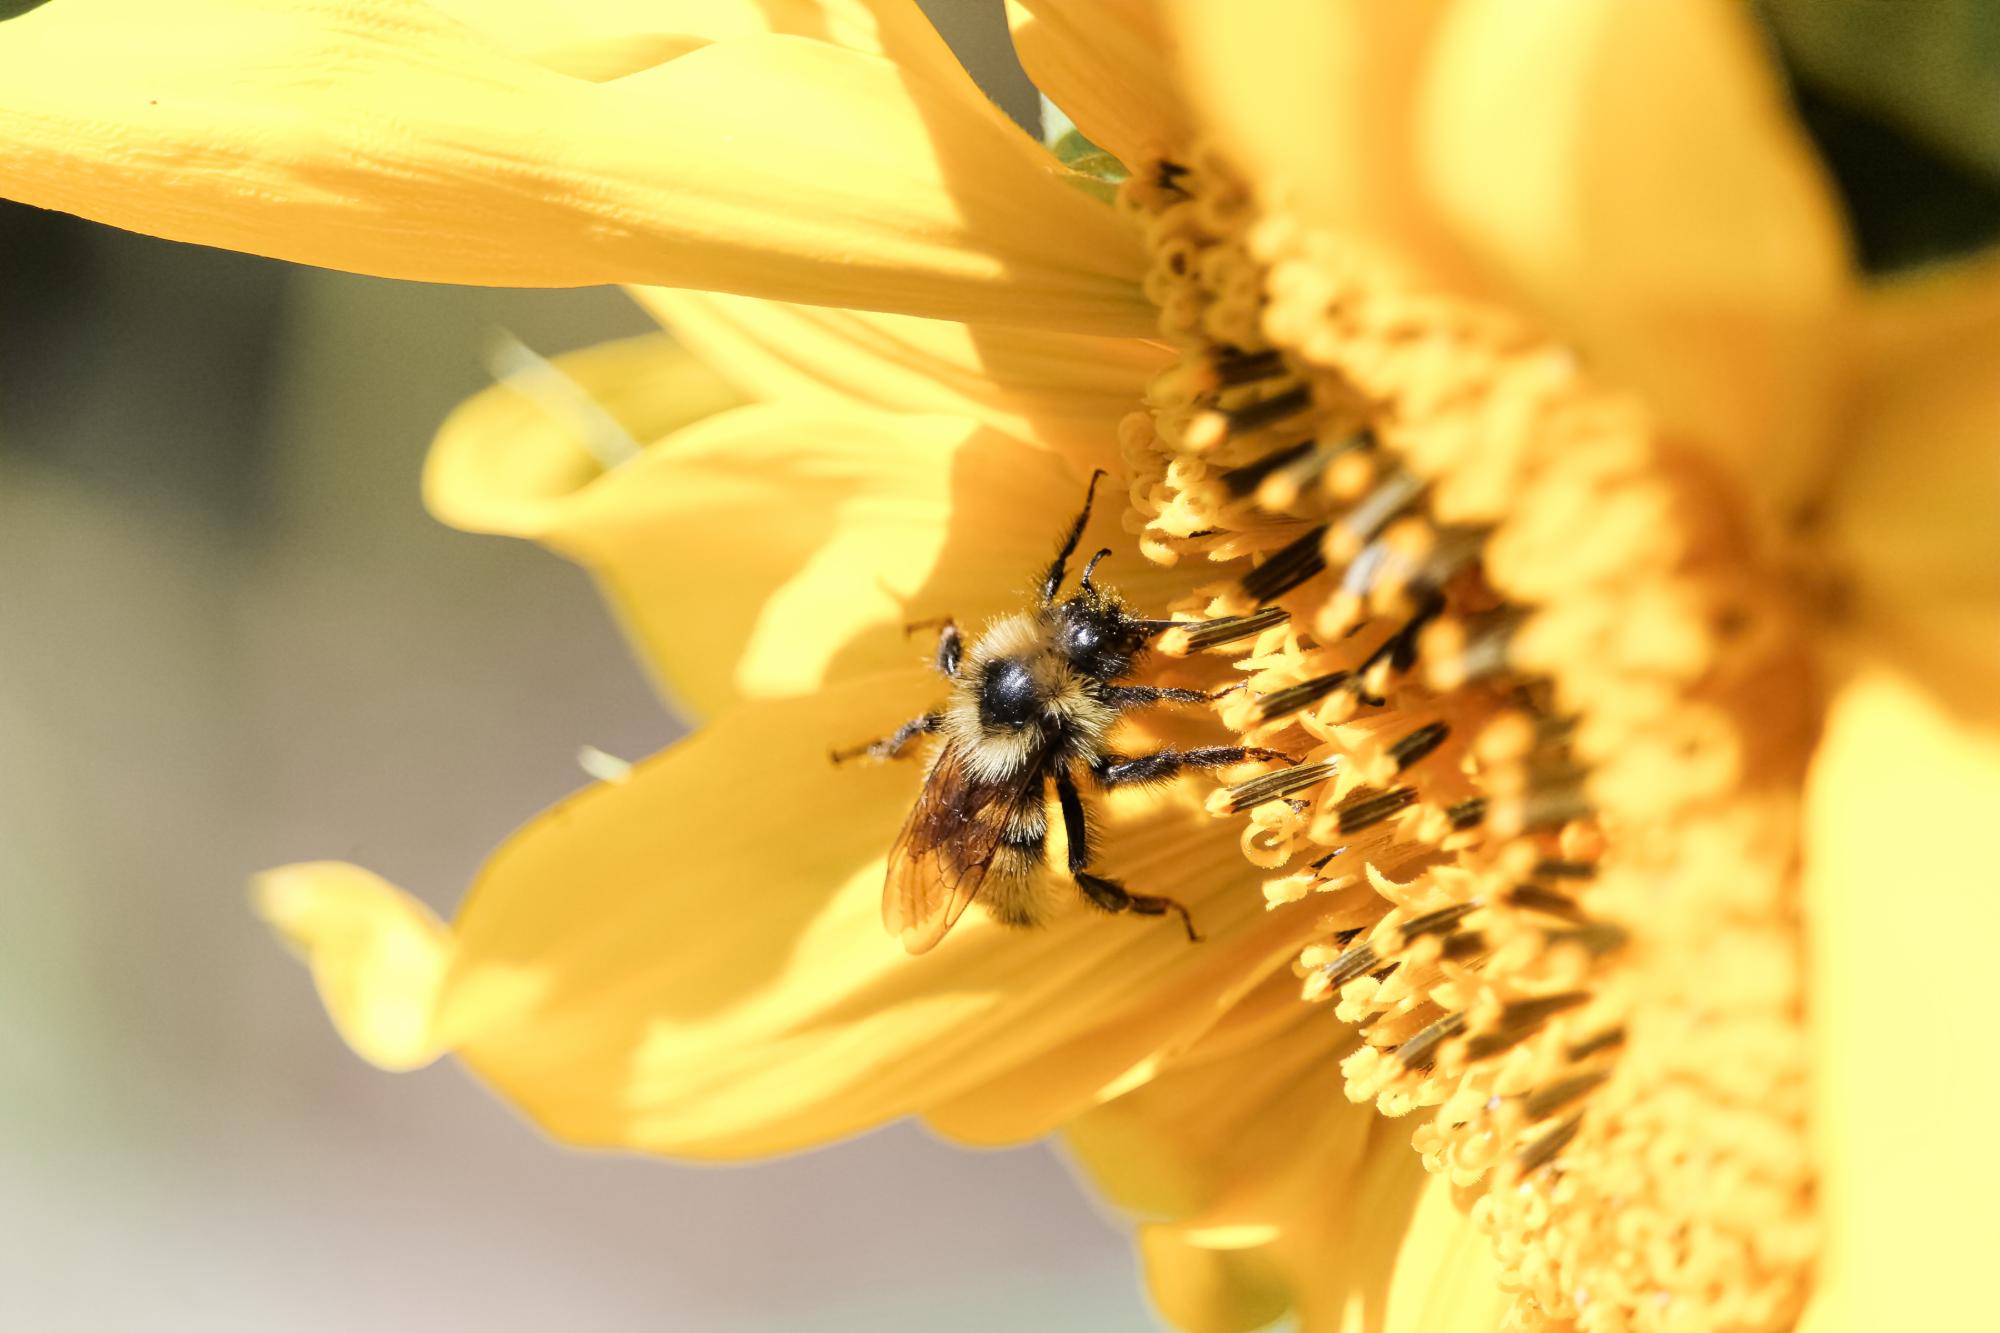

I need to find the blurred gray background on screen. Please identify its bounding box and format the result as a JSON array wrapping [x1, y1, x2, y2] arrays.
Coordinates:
[[0, 5, 1160, 1329]]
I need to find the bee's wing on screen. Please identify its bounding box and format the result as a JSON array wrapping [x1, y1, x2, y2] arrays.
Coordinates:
[[883, 742, 1039, 955]]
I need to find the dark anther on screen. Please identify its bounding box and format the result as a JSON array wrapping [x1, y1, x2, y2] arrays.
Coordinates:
[[1496, 991, 1592, 1030], [1545, 923, 1629, 957], [1397, 1011, 1468, 1072], [1521, 1069, 1611, 1123], [1565, 1028, 1626, 1061], [1506, 884, 1588, 922], [1255, 671, 1351, 721], [1439, 929, 1487, 963], [1220, 384, 1313, 436], [1531, 858, 1597, 880], [1209, 347, 1288, 386], [1336, 468, 1426, 550], [1320, 941, 1380, 989], [1240, 526, 1329, 602], [1445, 607, 1526, 684], [1158, 605, 1291, 650], [1257, 431, 1367, 508], [1463, 992, 1594, 1062], [1388, 720, 1451, 772], [1400, 526, 1486, 600], [1462, 1027, 1536, 1063], [1220, 438, 1316, 496], [1445, 796, 1487, 830], [1515, 1112, 1584, 1173], [1221, 758, 1339, 813], [1399, 900, 1480, 941], [1335, 785, 1418, 834], [1501, 778, 1594, 834]]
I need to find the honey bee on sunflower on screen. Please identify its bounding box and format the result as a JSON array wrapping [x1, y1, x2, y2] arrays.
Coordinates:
[[836, 472, 1291, 954]]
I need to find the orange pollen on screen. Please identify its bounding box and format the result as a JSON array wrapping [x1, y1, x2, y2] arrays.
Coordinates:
[[1116, 144, 1821, 1331]]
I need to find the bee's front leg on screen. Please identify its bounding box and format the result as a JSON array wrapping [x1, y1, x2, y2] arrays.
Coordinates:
[[831, 712, 941, 764], [904, 616, 963, 678], [1090, 745, 1293, 789], [1098, 684, 1212, 711], [1055, 770, 1200, 942]]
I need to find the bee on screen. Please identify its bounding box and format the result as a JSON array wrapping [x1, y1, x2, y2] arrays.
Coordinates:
[[834, 472, 1289, 955]]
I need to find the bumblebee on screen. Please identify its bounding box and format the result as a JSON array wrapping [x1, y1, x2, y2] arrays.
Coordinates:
[[835, 473, 1288, 954]]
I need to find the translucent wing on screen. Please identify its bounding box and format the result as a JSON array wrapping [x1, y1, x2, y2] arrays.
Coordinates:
[[882, 742, 1041, 955]]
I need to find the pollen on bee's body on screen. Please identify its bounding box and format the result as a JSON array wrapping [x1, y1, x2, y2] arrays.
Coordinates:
[[1121, 142, 1819, 1331]]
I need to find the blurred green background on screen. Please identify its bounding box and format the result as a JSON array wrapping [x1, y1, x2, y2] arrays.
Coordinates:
[[0, 5, 1160, 1330]]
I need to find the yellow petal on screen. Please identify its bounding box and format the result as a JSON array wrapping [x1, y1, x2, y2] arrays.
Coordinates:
[[424, 0, 706, 80], [631, 286, 1168, 473], [427, 0, 899, 80], [1376, 1175, 1510, 1333], [1005, 0, 1187, 168], [253, 862, 451, 1072], [1417, 0, 1854, 523], [0, 2, 1149, 332], [1066, 981, 1458, 1331], [425, 331, 746, 531], [923, 922, 1328, 1146], [1801, 667, 2000, 1331], [1825, 254, 2000, 724], [1135, 1227, 1291, 1333], [434, 0, 985, 89], [376, 677, 1326, 1157], [1164, 0, 1478, 292], [428, 391, 1192, 717]]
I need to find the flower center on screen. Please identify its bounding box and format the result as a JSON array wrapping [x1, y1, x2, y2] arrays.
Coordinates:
[[1119, 147, 1819, 1330]]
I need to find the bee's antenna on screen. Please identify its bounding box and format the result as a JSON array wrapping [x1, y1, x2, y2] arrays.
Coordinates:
[[1079, 548, 1113, 591], [1040, 469, 1108, 604]]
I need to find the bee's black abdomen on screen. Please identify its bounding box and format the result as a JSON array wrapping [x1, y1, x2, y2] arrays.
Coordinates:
[[978, 658, 1040, 730]]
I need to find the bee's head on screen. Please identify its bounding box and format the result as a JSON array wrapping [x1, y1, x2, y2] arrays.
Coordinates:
[[1054, 584, 1147, 683]]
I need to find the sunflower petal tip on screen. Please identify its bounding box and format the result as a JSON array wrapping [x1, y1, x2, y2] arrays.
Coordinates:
[[253, 861, 452, 1073]]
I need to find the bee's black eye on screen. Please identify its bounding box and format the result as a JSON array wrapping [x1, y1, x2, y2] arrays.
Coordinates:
[[978, 659, 1039, 730]]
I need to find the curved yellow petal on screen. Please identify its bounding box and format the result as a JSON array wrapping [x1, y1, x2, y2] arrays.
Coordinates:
[[1376, 1175, 1509, 1333], [1005, 0, 1187, 169], [1802, 668, 2000, 1331], [403, 677, 1323, 1157], [1856, 249, 2000, 371], [1164, 0, 1477, 292], [1824, 256, 2000, 725], [428, 393, 1194, 718], [424, 331, 746, 532], [1065, 983, 1450, 1331], [427, 0, 899, 80], [424, 0, 707, 80], [631, 286, 1169, 473], [1135, 1227, 1290, 1333], [0, 2, 1148, 331], [1417, 0, 1854, 523], [253, 862, 451, 1072]]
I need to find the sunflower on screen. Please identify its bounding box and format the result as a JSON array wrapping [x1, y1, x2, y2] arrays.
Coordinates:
[[8, 1, 1996, 1329]]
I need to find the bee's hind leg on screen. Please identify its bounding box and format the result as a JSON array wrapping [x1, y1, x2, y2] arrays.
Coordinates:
[[1056, 770, 1201, 942], [831, 712, 941, 764], [1075, 872, 1201, 943]]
